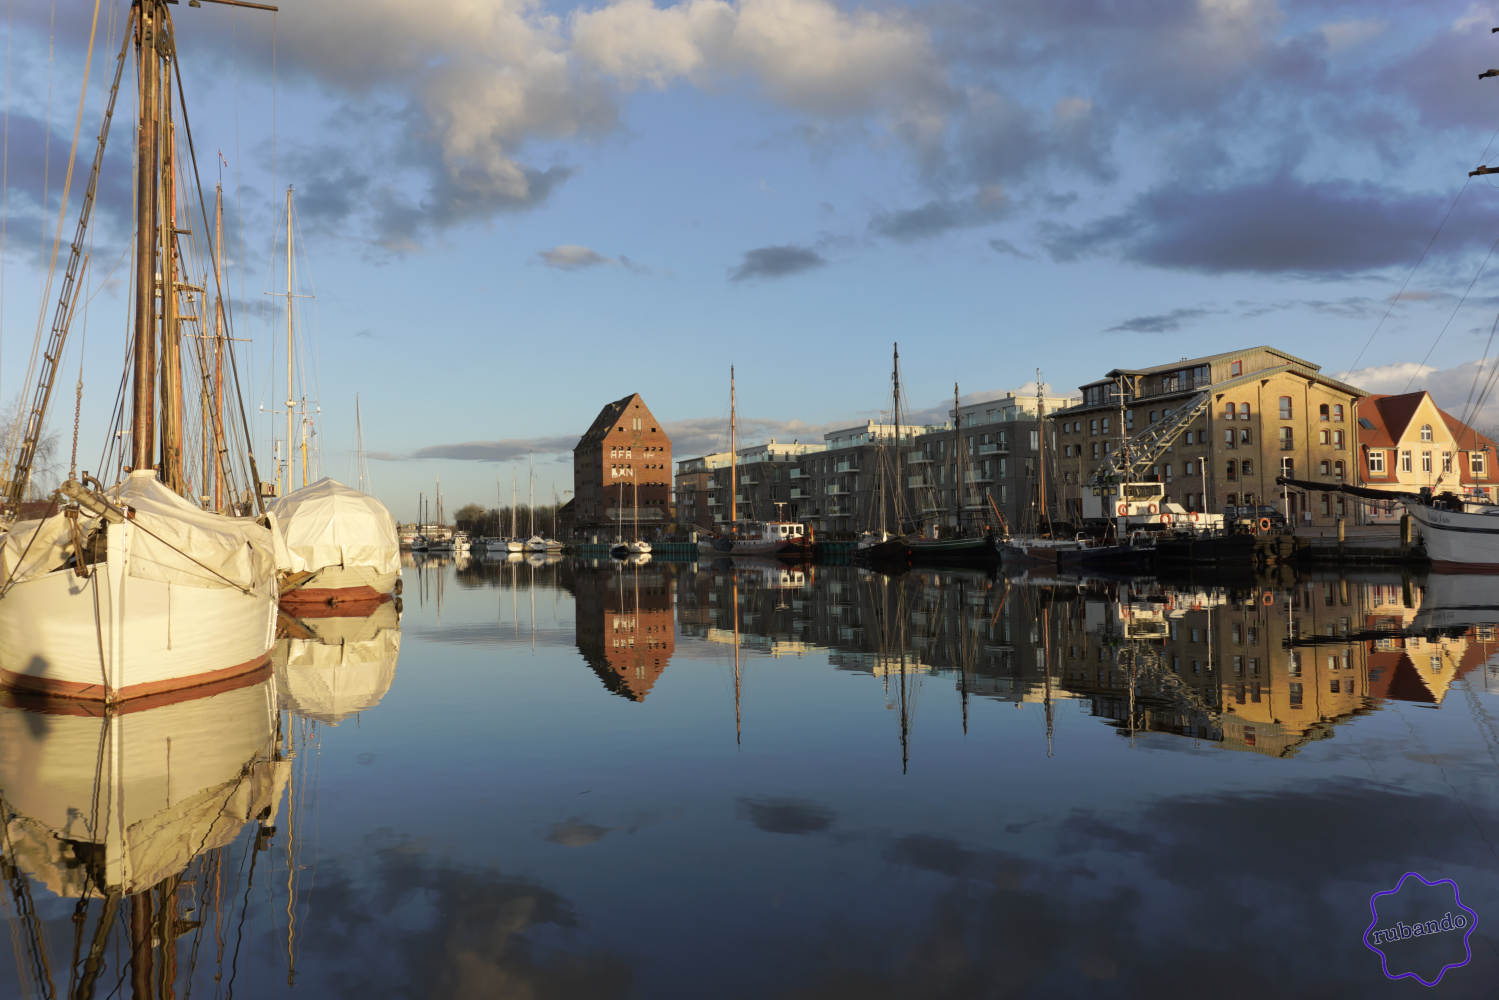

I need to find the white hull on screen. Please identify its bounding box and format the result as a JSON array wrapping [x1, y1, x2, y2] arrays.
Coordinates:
[[0, 520, 276, 702], [1407, 503, 1499, 570]]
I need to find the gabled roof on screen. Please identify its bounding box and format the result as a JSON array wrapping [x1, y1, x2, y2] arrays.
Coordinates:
[[576, 393, 643, 450], [1357, 392, 1499, 453]]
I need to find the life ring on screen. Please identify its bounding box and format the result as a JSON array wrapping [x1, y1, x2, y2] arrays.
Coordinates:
[[1188, 512, 1199, 523], [1147, 503, 1158, 514], [1262, 591, 1274, 606], [1159, 513, 1171, 524], [1259, 517, 1272, 532], [1117, 503, 1127, 516]]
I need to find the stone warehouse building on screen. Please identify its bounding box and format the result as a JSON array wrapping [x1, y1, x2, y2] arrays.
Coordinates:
[[1051, 346, 1365, 528], [569, 394, 673, 536]]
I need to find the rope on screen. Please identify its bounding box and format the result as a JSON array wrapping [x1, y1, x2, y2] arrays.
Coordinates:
[[3, 0, 101, 486]]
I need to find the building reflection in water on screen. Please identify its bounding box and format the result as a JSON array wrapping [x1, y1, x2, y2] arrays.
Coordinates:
[[672, 564, 1499, 762], [570, 561, 676, 700]]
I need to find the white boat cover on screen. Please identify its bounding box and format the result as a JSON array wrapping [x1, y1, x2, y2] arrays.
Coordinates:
[[0, 470, 278, 593], [273, 477, 401, 578], [274, 605, 401, 724]]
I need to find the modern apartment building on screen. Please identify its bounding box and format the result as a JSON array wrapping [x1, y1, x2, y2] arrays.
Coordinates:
[[1051, 347, 1365, 528], [673, 391, 1076, 538]]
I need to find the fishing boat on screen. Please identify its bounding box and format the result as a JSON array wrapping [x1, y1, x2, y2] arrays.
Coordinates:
[[0, 0, 281, 704]]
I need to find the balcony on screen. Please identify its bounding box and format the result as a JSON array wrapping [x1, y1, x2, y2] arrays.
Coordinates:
[[978, 443, 1005, 455], [835, 461, 859, 474], [964, 471, 992, 484], [790, 488, 808, 499], [907, 452, 932, 464], [826, 485, 847, 496], [707, 497, 720, 506], [907, 476, 930, 488], [790, 469, 808, 479]]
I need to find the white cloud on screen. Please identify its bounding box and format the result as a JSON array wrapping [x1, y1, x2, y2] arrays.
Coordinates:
[[539, 244, 611, 270], [571, 0, 946, 116], [1339, 360, 1499, 430], [1318, 18, 1386, 53]]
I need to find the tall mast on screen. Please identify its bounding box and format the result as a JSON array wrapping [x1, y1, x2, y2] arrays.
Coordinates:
[[892, 343, 903, 534], [355, 394, 366, 492], [953, 383, 963, 533], [159, 81, 184, 493], [512, 473, 517, 537], [211, 183, 226, 509], [130, 1, 162, 474], [283, 186, 294, 497], [729, 366, 737, 530], [1037, 371, 1048, 534], [528, 454, 535, 536]]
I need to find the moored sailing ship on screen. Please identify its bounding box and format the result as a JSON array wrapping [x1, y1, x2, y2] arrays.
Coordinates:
[[0, 0, 282, 704]]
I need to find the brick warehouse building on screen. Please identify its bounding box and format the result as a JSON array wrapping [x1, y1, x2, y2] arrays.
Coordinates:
[[569, 393, 673, 537]]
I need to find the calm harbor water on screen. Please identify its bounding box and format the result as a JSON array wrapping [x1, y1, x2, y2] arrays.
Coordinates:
[[3, 555, 1499, 998]]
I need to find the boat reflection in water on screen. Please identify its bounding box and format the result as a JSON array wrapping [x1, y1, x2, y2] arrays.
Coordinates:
[[274, 602, 402, 725], [0, 674, 288, 995]]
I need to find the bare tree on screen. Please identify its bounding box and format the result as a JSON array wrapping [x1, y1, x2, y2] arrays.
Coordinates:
[[0, 395, 62, 500]]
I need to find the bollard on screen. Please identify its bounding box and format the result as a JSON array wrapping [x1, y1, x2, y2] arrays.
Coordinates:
[[1336, 516, 1345, 543]]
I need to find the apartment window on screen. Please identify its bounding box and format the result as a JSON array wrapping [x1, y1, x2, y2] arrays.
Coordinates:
[[1226, 460, 1237, 481], [1231, 360, 1243, 376], [1330, 679, 1340, 694], [1422, 451, 1432, 473], [1226, 492, 1238, 507], [1334, 460, 1345, 480], [1320, 493, 1331, 516], [1280, 427, 1294, 450], [1238, 428, 1251, 445], [1289, 682, 1303, 708], [1090, 419, 1098, 435], [1368, 450, 1385, 474], [1279, 396, 1293, 420], [1401, 450, 1412, 473], [1420, 423, 1433, 442], [1473, 451, 1488, 476], [1239, 403, 1250, 419], [1319, 404, 1330, 421], [1183, 431, 1193, 445], [1241, 459, 1253, 477], [1332, 430, 1344, 449], [1280, 458, 1293, 479], [1319, 460, 1330, 476], [1185, 460, 1194, 475], [1150, 410, 1159, 424], [1222, 406, 1234, 421], [1091, 443, 1100, 460], [1224, 429, 1237, 449], [1443, 452, 1453, 474], [1319, 430, 1330, 445], [1101, 417, 1111, 434]]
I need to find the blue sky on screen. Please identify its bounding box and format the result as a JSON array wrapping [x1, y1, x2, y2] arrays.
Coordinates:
[[8, 0, 1499, 519]]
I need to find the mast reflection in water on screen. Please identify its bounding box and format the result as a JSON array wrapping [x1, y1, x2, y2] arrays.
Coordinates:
[[5, 559, 1499, 997]]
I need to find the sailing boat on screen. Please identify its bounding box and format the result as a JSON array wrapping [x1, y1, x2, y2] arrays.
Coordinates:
[[857, 342, 914, 568], [0, 0, 281, 703], [907, 383, 1002, 567], [526, 454, 548, 552], [697, 366, 811, 559], [271, 191, 401, 616]]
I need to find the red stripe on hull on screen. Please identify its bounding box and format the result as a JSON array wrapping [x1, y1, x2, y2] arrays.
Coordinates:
[[1428, 560, 1499, 574], [0, 654, 272, 714], [278, 585, 392, 618]]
